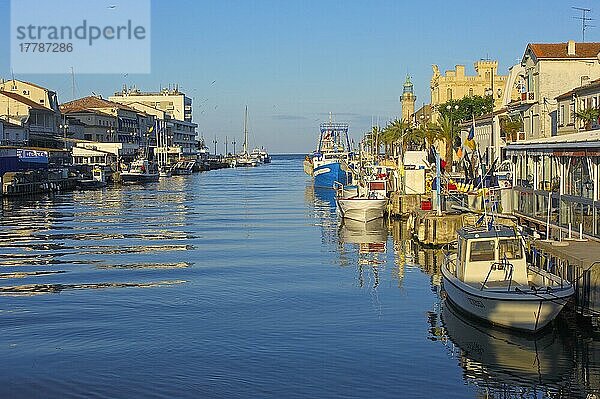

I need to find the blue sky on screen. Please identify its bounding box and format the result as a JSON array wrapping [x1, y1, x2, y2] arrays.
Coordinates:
[[0, 0, 596, 153]]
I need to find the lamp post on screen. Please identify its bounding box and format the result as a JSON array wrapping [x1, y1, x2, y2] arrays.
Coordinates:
[[59, 122, 69, 150], [213, 137, 218, 157], [446, 104, 459, 172], [225, 135, 228, 155], [107, 128, 115, 142], [232, 139, 236, 154]]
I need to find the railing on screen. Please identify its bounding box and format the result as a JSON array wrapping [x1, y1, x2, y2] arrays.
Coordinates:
[[481, 260, 514, 291], [528, 264, 565, 289]]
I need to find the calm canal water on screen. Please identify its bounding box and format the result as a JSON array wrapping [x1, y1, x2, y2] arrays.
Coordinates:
[[0, 154, 598, 398]]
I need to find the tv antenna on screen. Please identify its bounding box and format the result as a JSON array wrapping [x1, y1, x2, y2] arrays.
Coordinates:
[[573, 6, 594, 42]]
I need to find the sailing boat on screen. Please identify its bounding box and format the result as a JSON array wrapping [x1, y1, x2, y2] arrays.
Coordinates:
[[236, 106, 258, 167]]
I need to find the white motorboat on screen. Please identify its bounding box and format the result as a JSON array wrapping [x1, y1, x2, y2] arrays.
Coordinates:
[[336, 185, 387, 222], [441, 225, 574, 332], [121, 158, 159, 183]]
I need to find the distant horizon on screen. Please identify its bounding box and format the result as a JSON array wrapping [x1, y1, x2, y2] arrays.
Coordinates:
[[0, 0, 595, 153]]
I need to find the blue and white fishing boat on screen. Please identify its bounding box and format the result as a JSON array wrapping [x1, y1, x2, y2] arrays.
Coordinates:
[[304, 120, 352, 189]]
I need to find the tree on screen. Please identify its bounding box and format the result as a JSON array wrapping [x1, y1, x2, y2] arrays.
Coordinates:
[[499, 115, 523, 142], [382, 118, 411, 156], [575, 107, 600, 130], [436, 115, 457, 164], [417, 122, 442, 149], [439, 95, 493, 123]]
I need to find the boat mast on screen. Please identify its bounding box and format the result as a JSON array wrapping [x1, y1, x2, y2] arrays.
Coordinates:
[[243, 105, 248, 155]]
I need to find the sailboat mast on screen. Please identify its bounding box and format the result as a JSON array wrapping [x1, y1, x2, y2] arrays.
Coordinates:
[[243, 105, 248, 154]]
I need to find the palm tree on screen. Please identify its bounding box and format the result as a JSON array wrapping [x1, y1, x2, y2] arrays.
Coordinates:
[[436, 115, 457, 164], [382, 118, 406, 157], [575, 107, 600, 130], [418, 122, 441, 150]]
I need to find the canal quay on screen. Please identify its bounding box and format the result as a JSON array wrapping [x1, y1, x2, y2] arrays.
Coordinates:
[[4, 1, 600, 396], [0, 155, 596, 398]]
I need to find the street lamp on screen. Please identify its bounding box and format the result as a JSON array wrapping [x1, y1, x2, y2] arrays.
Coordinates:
[[59, 122, 69, 150], [213, 137, 218, 156], [232, 139, 236, 154], [107, 128, 115, 142]]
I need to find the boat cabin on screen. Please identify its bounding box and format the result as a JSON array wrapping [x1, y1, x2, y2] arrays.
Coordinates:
[[455, 226, 528, 287]]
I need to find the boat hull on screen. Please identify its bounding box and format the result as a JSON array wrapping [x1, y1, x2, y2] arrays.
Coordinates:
[[120, 173, 159, 183], [441, 261, 573, 332], [314, 162, 347, 188], [336, 197, 387, 222]]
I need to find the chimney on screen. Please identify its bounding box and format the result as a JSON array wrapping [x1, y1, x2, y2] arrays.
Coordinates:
[[568, 40, 576, 56]]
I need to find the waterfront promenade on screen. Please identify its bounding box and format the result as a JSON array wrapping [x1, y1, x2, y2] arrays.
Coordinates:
[[0, 155, 598, 398]]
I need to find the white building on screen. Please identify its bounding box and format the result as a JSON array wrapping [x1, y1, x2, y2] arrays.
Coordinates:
[[72, 142, 139, 167], [508, 41, 600, 140], [109, 98, 198, 161], [109, 86, 193, 122]]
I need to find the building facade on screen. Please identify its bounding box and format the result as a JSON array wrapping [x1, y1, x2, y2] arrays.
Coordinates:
[[60, 96, 147, 145], [556, 78, 600, 135], [110, 96, 198, 160], [0, 91, 60, 147], [508, 41, 600, 140], [430, 61, 510, 110], [0, 118, 29, 146], [109, 86, 193, 122]]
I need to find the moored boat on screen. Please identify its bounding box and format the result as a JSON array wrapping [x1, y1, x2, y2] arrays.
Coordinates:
[[77, 167, 107, 189], [441, 225, 574, 332], [121, 158, 159, 183], [236, 106, 259, 167], [336, 181, 387, 222], [306, 119, 352, 189]]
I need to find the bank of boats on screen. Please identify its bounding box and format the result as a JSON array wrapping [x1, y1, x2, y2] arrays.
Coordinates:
[[303, 119, 391, 223], [230, 107, 270, 168], [441, 224, 574, 332]]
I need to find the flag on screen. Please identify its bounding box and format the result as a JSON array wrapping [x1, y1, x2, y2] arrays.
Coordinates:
[[464, 115, 476, 150], [467, 124, 474, 141], [427, 146, 436, 164], [466, 139, 476, 151]]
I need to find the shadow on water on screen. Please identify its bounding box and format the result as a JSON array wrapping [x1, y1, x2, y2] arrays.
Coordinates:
[[416, 242, 600, 398]]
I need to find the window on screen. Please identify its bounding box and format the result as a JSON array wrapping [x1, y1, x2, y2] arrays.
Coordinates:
[[470, 240, 495, 262], [469, 88, 473, 96], [559, 105, 565, 125], [569, 102, 575, 124], [447, 88, 452, 100], [498, 239, 523, 260]]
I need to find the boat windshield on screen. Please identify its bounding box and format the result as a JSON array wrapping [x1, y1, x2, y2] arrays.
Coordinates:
[[498, 239, 522, 260], [469, 240, 495, 262]]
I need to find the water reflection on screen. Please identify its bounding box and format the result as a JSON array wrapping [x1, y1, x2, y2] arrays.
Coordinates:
[[339, 218, 388, 291], [0, 183, 194, 292], [429, 299, 600, 398]]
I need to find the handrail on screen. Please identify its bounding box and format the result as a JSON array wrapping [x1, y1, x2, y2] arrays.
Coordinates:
[[481, 260, 514, 291], [528, 264, 566, 288]]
